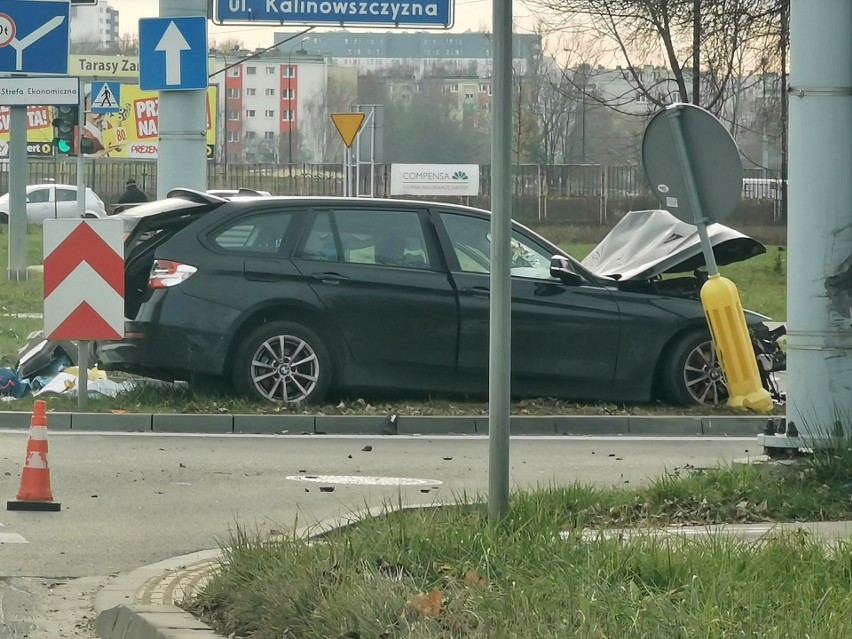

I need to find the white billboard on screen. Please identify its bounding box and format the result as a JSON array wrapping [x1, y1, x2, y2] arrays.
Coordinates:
[[390, 164, 480, 197]]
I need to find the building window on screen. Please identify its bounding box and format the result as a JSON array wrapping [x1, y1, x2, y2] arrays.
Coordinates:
[[266, 66, 275, 75], [227, 131, 240, 142], [246, 66, 257, 75], [264, 131, 275, 140], [282, 88, 294, 100], [265, 110, 275, 117], [465, 92, 474, 99], [227, 88, 240, 98], [282, 110, 294, 121], [265, 88, 275, 96], [245, 109, 256, 117], [245, 131, 256, 139], [282, 66, 294, 78], [227, 109, 239, 120], [450, 84, 459, 92], [479, 83, 487, 93], [229, 67, 240, 77], [246, 88, 256, 96]]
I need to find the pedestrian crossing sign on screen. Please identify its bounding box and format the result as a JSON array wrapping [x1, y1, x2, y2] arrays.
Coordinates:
[[90, 81, 121, 114]]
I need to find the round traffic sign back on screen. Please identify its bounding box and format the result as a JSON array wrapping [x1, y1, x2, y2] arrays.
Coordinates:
[[642, 103, 743, 225]]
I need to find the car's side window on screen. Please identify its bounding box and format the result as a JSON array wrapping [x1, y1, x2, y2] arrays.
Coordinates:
[[295, 211, 339, 262], [440, 212, 555, 280], [211, 210, 292, 254], [55, 188, 77, 203], [27, 189, 50, 204], [334, 209, 431, 270]]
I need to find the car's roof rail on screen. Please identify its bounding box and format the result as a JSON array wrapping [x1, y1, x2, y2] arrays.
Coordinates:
[[167, 188, 228, 204]]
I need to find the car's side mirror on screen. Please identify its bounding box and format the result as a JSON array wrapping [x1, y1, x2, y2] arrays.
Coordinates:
[[549, 256, 583, 286]]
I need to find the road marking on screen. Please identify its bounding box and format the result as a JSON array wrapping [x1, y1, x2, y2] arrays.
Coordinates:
[[287, 475, 442, 486], [0, 532, 29, 544]]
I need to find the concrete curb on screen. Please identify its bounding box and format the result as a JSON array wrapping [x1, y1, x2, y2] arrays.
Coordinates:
[[0, 410, 775, 436]]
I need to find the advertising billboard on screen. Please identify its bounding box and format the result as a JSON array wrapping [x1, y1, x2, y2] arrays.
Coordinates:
[[390, 164, 480, 196], [0, 83, 218, 159]]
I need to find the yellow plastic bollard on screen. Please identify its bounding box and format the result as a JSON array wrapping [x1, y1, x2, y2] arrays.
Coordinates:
[[700, 274, 774, 413]]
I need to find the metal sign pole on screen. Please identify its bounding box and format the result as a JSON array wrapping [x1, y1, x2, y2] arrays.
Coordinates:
[[343, 145, 349, 197], [76, 90, 86, 223], [76, 88, 89, 412], [664, 107, 719, 276], [488, 0, 513, 523], [78, 340, 89, 411], [6, 105, 28, 280], [369, 106, 376, 197]]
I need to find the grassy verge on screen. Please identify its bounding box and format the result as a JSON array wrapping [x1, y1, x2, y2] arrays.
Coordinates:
[[0, 383, 785, 416], [188, 449, 852, 639]]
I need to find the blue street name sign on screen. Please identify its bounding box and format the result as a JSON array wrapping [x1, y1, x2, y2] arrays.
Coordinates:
[[0, 0, 70, 75], [139, 16, 208, 92], [214, 0, 453, 28]]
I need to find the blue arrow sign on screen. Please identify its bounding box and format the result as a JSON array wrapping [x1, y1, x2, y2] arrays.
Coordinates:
[[214, 0, 453, 28], [139, 16, 208, 92], [0, 0, 70, 75]]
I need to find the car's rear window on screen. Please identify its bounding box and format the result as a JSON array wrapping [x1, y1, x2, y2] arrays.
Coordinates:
[[212, 210, 293, 254]]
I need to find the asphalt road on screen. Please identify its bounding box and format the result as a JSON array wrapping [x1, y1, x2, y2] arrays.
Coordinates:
[[0, 432, 756, 637]]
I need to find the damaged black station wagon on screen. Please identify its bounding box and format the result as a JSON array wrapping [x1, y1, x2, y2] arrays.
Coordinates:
[[96, 190, 786, 406]]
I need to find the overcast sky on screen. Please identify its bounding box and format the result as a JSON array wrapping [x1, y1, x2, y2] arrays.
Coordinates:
[[107, 0, 540, 49]]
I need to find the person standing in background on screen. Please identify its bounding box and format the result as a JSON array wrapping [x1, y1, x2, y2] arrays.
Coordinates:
[[117, 178, 149, 204]]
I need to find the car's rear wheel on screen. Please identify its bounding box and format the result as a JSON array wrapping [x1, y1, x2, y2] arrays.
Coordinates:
[[660, 331, 729, 406], [232, 321, 331, 404]]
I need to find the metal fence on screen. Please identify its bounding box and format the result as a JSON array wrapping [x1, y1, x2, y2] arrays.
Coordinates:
[[0, 160, 784, 223]]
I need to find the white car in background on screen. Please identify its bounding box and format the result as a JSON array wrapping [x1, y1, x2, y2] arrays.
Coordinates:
[[0, 183, 107, 224]]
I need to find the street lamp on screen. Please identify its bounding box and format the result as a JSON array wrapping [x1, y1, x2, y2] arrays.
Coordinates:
[[287, 36, 310, 166]]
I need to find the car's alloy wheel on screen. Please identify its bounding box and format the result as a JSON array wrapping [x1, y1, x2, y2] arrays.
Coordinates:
[[250, 334, 320, 402], [233, 321, 332, 404], [682, 340, 729, 406]]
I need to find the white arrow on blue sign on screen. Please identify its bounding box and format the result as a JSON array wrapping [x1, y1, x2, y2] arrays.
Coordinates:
[[139, 16, 208, 92], [0, 0, 70, 75]]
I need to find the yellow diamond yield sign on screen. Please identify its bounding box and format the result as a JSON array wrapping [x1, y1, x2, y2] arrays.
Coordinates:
[[331, 112, 366, 148]]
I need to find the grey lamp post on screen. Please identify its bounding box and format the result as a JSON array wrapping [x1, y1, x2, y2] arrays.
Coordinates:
[[287, 36, 310, 166]]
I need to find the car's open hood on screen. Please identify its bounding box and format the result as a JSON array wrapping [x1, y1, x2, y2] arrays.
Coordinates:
[[580, 209, 766, 281]]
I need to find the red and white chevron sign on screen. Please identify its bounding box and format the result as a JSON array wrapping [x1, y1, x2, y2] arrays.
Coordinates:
[[44, 220, 125, 341]]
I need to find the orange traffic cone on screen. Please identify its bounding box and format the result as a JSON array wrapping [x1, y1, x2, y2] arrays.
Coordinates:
[[7, 400, 61, 512]]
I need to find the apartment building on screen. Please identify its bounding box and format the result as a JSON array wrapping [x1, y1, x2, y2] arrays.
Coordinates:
[[209, 49, 359, 163], [70, 1, 119, 48], [273, 30, 541, 78]]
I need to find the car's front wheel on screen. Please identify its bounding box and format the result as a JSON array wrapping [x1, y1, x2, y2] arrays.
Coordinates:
[[660, 331, 729, 406], [232, 321, 332, 404]]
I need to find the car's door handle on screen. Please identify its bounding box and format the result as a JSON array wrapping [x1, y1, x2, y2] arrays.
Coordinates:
[[311, 272, 347, 285], [460, 286, 490, 297]]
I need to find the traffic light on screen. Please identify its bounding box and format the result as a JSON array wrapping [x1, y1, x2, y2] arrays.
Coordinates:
[[52, 106, 77, 154]]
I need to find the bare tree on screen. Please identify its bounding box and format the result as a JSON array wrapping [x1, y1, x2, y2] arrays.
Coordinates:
[[118, 32, 139, 56], [530, 0, 781, 115], [301, 70, 358, 162], [210, 38, 245, 53]]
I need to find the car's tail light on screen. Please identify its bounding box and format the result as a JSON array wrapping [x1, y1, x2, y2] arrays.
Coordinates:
[[148, 260, 197, 289]]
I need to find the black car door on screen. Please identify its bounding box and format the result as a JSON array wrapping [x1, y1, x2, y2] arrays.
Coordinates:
[[434, 210, 622, 398], [290, 206, 459, 390]]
